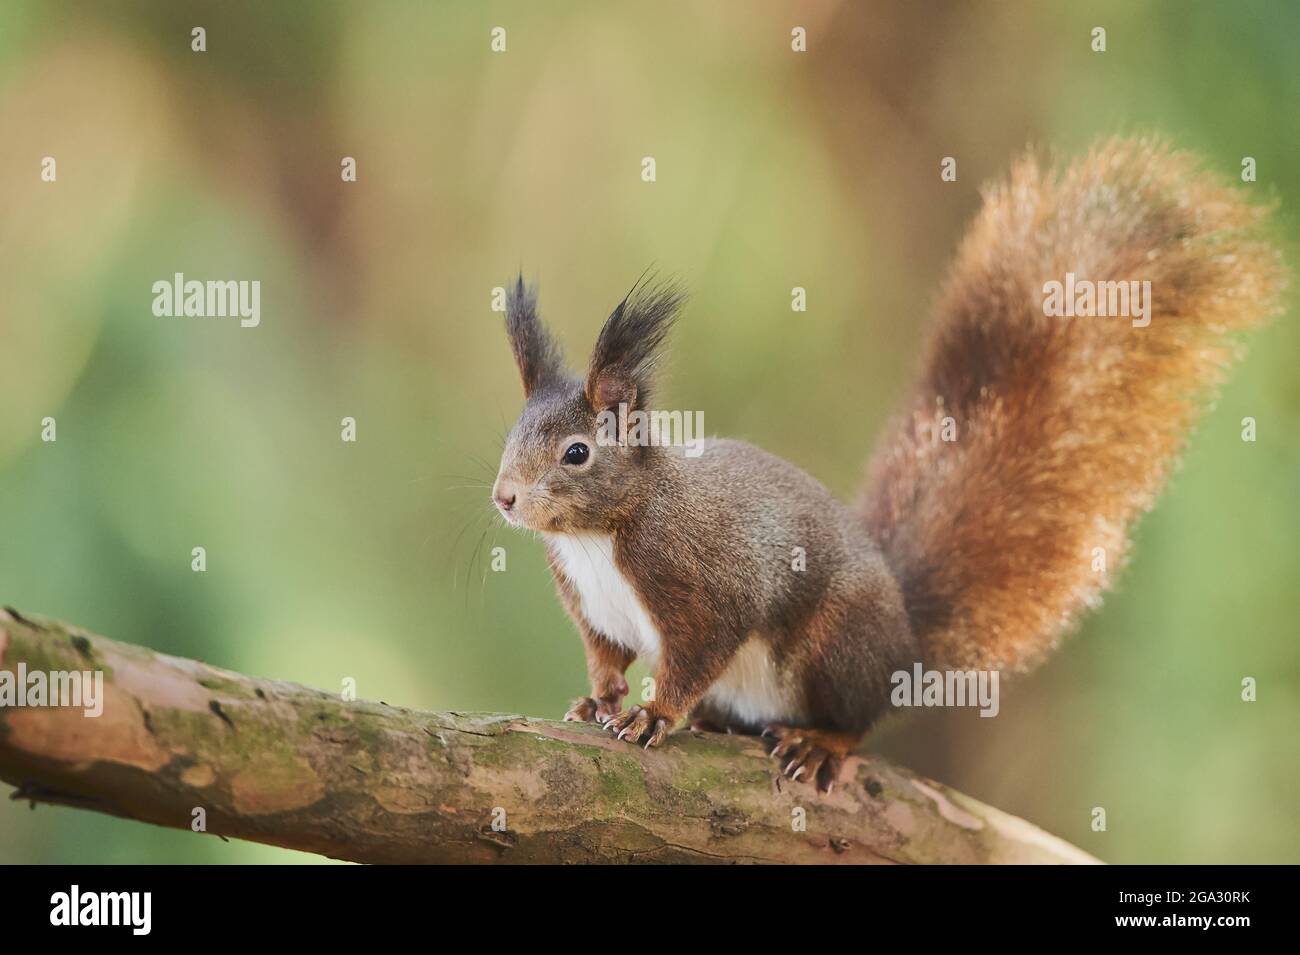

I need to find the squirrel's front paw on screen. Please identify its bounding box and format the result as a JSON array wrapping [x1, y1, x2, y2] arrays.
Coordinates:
[[605, 704, 672, 748], [563, 696, 620, 724]]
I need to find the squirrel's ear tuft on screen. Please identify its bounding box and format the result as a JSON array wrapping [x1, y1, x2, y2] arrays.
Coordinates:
[[505, 276, 566, 397], [585, 276, 685, 411]]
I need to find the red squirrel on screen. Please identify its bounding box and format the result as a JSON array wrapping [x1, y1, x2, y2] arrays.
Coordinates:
[[491, 138, 1286, 792]]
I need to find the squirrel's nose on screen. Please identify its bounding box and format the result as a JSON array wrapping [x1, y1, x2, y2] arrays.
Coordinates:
[[492, 478, 519, 513]]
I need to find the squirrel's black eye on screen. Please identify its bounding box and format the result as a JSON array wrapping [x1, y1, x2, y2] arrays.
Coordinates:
[[562, 442, 590, 466]]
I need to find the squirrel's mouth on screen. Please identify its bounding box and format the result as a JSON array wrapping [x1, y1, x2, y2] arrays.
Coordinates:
[[496, 500, 544, 531]]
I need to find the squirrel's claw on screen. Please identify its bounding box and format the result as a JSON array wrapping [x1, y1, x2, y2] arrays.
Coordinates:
[[605, 705, 671, 748], [644, 718, 670, 749]]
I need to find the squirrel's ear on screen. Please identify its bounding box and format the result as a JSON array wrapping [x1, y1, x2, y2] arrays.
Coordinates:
[[585, 278, 685, 412], [505, 276, 566, 397]]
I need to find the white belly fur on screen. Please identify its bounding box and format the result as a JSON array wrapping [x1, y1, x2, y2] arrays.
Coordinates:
[[547, 532, 801, 726], [546, 533, 663, 662], [703, 637, 803, 727]]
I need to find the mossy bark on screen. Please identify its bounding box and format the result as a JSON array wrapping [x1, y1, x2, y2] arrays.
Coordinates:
[[0, 608, 1098, 864]]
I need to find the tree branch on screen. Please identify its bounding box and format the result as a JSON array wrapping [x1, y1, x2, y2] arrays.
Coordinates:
[[0, 608, 1097, 864]]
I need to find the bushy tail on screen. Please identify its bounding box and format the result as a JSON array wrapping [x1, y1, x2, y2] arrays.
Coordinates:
[[861, 138, 1287, 672]]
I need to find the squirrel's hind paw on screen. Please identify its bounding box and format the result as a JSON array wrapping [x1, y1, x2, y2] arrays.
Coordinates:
[[764, 724, 857, 794]]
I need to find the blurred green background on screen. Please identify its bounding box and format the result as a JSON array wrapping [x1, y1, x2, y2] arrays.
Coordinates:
[[1, 0, 1297, 863]]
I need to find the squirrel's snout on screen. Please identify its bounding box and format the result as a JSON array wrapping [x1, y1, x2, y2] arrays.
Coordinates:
[[492, 477, 519, 516]]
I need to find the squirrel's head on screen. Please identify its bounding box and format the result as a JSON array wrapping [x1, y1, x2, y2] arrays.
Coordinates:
[[492, 275, 684, 534]]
